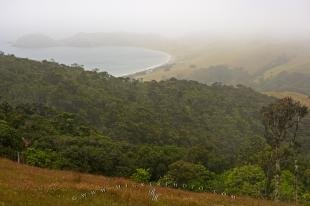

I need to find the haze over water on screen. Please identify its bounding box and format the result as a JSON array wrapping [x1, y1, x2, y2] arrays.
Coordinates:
[[0, 43, 170, 76]]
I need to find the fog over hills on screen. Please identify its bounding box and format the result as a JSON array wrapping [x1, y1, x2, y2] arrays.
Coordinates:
[[12, 33, 170, 49], [1, 0, 310, 41], [13, 34, 59, 48]]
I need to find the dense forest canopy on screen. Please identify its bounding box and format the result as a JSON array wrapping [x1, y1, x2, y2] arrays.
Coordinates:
[[0, 54, 273, 147]]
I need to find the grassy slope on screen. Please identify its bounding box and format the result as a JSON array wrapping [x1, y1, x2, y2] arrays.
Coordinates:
[[132, 39, 310, 82], [0, 158, 295, 206], [264, 91, 310, 107]]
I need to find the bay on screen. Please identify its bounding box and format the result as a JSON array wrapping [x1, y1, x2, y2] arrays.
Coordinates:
[[0, 43, 170, 76]]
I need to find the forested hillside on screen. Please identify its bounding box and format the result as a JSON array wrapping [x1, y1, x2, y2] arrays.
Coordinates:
[[0, 54, 272, 147], [0, 54, 309, 201]]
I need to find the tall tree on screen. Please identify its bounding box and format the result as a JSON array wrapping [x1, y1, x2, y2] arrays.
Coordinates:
[[261, 97, 308, 201]]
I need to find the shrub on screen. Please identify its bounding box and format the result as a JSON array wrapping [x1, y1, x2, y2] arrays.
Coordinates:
[[302, 169, 310, 191], [131, 168, 151, 183], [0, 120, 21, 159], [159, 160, 214, 191], [25, 148, 62, 168], [223, 165, 266, 197], [278, 170, 295, 200], [158, 174, 175, 186], [301, 192, 310, 204]]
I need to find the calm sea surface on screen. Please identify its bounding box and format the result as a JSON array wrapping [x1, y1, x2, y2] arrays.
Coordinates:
[[0, 43, 170, 76]]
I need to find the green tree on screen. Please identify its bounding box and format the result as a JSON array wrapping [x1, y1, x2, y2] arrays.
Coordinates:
[[186, 145, 230, 173], [160, 160, 214, 191], [0, 120, 21, 159], [223, 165, 266, 197], [276, 170, 295, 200], [302, 169, 310, 191], [261, 97, 308, 201], [131, 168, 151, 183], [300, 169, 310, 204], [25, 148, 62, 168]]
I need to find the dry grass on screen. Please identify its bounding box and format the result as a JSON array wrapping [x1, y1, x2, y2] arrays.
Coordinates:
[[264, 91, 310, 107], [132, 39, 310, 81], [0, 158, 297, 206]]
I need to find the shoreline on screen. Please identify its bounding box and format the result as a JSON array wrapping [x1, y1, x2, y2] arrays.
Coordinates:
[[125, 53, 174, 78], [1, 42, 173, 78]]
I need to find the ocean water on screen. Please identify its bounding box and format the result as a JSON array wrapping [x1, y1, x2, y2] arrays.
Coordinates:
[[0, 44, 170, 76]]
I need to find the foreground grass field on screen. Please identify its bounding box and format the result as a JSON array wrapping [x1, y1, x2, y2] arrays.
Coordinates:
[[0, 158, 297, 206]]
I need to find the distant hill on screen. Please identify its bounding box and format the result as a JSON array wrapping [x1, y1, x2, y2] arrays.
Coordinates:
[[60, 32, 170, 48], [14, 33, 58, 48], [131, 38, 310, 96], [257, 71, 310, 96], [13, 32, 171, 49]]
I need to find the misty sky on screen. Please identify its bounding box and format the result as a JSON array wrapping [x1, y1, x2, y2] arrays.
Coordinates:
[[1, 0, 310, 40]]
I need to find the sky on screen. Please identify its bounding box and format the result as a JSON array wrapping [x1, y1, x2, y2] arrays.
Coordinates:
[[1, 0, 310, 40]]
